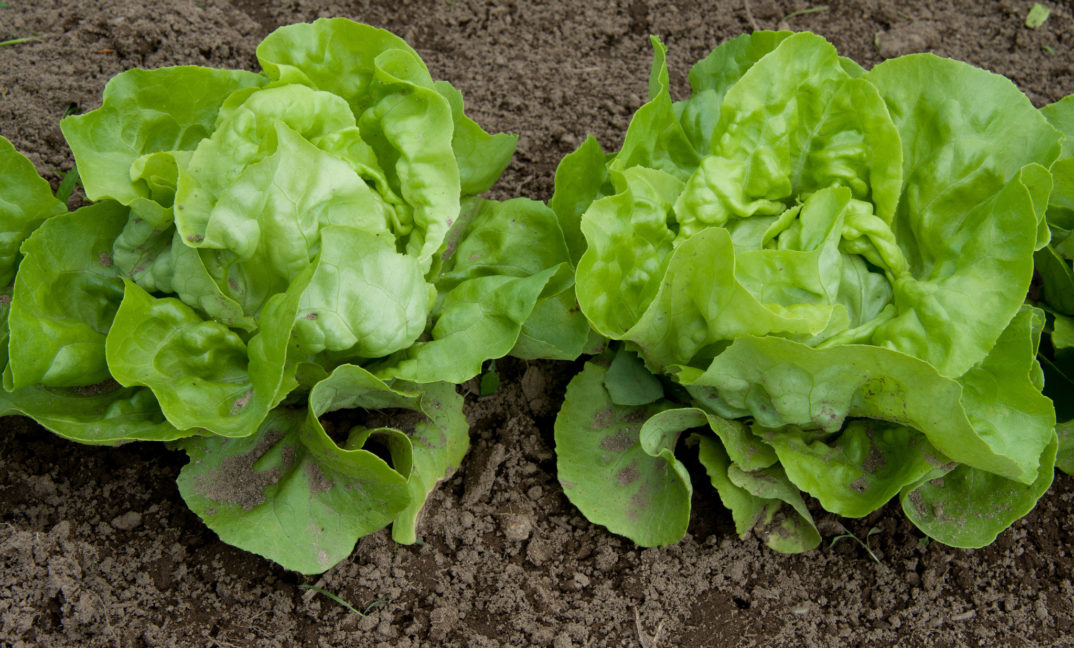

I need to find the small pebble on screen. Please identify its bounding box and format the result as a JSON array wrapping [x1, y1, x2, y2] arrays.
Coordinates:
[[111, 511, 143, 531]]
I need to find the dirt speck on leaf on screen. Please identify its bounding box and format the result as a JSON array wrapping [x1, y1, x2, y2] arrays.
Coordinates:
[[195, 430, 288, 511]]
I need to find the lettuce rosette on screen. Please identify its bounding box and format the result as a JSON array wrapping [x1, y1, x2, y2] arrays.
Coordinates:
[[0, 18, 577, 573], [551, 31, 1062, 551]]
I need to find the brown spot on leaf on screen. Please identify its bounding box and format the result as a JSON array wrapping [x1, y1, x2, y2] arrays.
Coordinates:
[[600, 432, 634, 453], [592, 408, 615, 430], [305, 462, 334, 494], [98, 252, 113, 267], [626, 487, 650, 523], [862, 427, 887, 475], [230, 389, 253, 416], [617, 463, 640, 487]]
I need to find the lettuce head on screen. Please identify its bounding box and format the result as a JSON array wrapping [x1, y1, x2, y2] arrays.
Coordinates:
[[551, 32, 1062, 551], [0, 18, 575, 573]]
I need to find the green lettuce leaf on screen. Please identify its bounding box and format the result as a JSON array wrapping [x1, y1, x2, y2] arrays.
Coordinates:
[[60, 66, 265, 206], [693, 433, 820, 553], [439, 197, 590, 361], [175, 364, 467, 574], [901, 435, 1057, 548], [105, 268, 306, 437], [865, 56, 1060, 377], [0, 135, 66, 287], [6, 202, 127, 389], [553, 358, 688, 546], [0, 383, 185, 445]]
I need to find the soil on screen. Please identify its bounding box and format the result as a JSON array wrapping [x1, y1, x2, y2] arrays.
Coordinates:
[[2, 1, 1074, 647]]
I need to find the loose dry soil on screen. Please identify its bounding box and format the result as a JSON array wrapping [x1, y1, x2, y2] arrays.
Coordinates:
[[2, 1, 1074, 647]]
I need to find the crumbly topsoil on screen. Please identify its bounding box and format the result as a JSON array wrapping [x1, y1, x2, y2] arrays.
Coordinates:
[[2, 1, 1073, 647]]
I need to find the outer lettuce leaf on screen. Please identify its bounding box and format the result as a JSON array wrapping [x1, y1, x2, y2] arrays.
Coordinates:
[[508, 265, 596, 362], [609, 37, 700, 182], [175, 364, 467, 574], [604, 345, 664, 406], [378, 269, 557, 384], [0, 136, 66, 286], [0, 139, 183, 445], [901, 435, 1057, 548], [677, 310, 1053, 487], [0, 384, 186, 445], [554, 349, 821, 550], [693, 433, 820, 553], [388, 379, 469, 544], [553, 358, 688, 546], [6, 202, 127, 389], [439, 197, 590, 361], [754, 420, 935, 519], [434, 81, 518, 196], [549, 135, 611, 266]]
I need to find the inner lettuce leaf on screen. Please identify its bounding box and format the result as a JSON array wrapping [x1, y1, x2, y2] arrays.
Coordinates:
[[3, 18, 575, 573], [553, 31, 1062, 552]]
